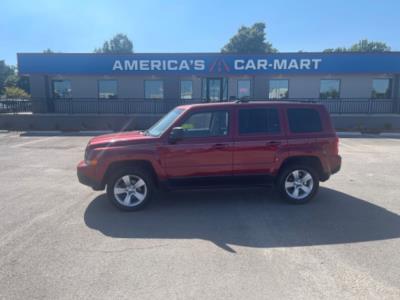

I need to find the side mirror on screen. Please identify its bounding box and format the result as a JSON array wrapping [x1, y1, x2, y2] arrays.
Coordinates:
[[169, 127, 184, 143]]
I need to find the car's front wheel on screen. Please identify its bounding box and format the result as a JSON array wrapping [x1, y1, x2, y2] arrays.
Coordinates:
[[106, 167, 153, 211], [277, 165, 319, 204]]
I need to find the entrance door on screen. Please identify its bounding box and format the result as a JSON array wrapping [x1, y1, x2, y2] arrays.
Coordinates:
[[202, 78, 228, 102]]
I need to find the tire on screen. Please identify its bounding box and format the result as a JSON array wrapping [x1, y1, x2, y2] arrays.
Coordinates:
[[106, 166, 154, 211], [277, 164, 319, 204]]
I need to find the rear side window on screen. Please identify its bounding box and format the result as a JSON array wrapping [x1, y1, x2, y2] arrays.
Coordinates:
[[239, 108, 280, 134], [287, 108, 322, 133]]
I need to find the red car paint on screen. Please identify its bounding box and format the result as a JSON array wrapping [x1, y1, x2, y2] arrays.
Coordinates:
[[77, 102, 341, 190]]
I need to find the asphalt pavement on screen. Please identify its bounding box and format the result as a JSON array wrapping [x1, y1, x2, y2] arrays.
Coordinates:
[[0, 132, 399, 299]]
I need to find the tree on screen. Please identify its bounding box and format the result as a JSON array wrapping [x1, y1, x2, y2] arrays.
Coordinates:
[[323, 47, 348, 53], [0, 60, 14, 94], [43, 48, 54, 53], [94, 33, 134, 53], [221, 22, 277, 53], [4, 86, 30, 98], [350, 39, 390, 52], [323, 39, 391, 53], [0, 61, 30, 96]]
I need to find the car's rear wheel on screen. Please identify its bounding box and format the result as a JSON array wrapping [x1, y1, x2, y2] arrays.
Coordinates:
[[277, 165, 319, 204], [106, 167, 153, 211]]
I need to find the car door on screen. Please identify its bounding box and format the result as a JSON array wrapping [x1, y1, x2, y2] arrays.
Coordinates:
[[161, 108, 233, 182], [233, 106, 287, 176]]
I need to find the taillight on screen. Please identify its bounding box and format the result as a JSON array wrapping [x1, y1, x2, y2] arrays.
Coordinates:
[[334, 136, 339, 155]]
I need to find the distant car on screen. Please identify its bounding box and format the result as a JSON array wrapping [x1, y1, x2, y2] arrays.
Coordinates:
[[77, 101, 341, 211]]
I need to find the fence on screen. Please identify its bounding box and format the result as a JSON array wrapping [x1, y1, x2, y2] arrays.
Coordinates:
[[0, 98, 398, 114]]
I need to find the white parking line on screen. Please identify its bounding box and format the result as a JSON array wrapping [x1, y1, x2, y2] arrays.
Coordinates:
[[339, 141, 359, 151], [10, 137, 54, 148]]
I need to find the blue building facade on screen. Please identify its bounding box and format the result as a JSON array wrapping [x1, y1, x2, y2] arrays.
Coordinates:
[[18, 52, 400, 113]]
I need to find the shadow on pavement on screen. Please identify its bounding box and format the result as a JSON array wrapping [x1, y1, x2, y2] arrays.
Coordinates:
[[84, 187, 400, 252]]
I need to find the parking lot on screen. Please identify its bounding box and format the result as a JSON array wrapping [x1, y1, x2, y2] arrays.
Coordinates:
[[0, 132, 399, 299]]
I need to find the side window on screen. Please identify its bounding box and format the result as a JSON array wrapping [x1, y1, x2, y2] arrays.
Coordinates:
[[287, 108, 322, 133], [239, 108, 280, 134], [181, 111, 229, 138], [372, 79, 392, 99], [52, 80, 71, 99]]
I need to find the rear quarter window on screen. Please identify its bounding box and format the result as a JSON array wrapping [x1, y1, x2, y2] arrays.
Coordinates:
[[287, 108, 322, 133]]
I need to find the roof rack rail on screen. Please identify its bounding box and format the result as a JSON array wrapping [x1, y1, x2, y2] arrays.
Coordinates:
[[234, 97, 250, 103]]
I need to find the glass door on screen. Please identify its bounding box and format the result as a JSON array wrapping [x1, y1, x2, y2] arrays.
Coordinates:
[[202, 78, 228, 102], [208, 78, 222, 102]]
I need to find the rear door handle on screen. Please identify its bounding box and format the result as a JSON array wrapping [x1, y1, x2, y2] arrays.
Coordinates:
[[213, 143, 228, 149], [266, 141, 281, 146]]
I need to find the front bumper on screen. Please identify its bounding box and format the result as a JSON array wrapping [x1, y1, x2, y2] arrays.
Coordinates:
[[77, 160, 104, 191]]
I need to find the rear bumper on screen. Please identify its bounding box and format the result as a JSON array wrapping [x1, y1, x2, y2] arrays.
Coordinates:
[[330, 155, 342, 175], [320, 155, 341, 181], [77, 161, 104, 191]]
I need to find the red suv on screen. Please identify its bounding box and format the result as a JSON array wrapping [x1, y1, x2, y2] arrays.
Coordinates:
[[77, 101, 341, 211]]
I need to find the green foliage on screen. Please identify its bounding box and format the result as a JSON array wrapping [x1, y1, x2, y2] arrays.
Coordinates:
[[0, 60, 30, 96], [323, 47, 348, 53], [221, 22, 276, 53], [0, 60, 14, 94], [350, 39, 390, 52], [4, 73, 19, 87], [4, 86, 30, 98], [94, 33, 134, 53], [43, 48, 54, 53], [323, 39, 391, 53]]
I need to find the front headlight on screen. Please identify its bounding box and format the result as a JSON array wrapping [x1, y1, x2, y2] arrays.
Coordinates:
[[84, 147, 98, 166], [84, 143, 90, 163]]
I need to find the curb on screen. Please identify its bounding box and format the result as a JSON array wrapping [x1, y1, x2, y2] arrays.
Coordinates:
[[337, 131, 400, 138], [337, 131, 362, 137], [78, 130, 114, 134], [379, 132, 400, 137], [26, 130, 62, 134]]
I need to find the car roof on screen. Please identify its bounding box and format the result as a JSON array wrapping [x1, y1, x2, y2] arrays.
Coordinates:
[[178, 101, 325, 110]]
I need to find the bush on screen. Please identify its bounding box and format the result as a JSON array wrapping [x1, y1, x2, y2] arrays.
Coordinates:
[[4, 86, 30, 99]]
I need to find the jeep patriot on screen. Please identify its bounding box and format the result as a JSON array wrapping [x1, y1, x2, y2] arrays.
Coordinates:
[[77, 101, 341, 211]]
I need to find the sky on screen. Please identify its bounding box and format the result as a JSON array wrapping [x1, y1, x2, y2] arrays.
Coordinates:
[[1, 0, 400, 65]]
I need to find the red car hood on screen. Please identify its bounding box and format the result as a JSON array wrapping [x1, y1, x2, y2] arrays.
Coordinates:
[[88, 131, 155, 148]]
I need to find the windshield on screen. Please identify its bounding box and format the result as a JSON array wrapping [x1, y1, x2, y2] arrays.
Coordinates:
[[146, 107, 184, 137]]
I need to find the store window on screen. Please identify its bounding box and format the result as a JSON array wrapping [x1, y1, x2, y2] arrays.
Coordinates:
[[320, 80, 340, 99], [145, 80, 164, 99], [98, 80, 118, 99], [372, 79, 392, 99], [237, 79, 251, 99], [52, 80, 72, 99], [180, 80, 193, 99], [269, 80, 288, 99]]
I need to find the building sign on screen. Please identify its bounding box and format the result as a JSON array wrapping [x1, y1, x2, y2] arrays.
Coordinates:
[[18, 52, 400, 75], [111, 58, 322, 72]]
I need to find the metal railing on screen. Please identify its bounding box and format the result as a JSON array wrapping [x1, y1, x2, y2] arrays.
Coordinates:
[[0, 99, 33, 113], [0, 97, 398, 114]]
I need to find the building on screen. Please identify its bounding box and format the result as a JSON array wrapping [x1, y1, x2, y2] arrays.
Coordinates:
[[17, 52, 400, 114]]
